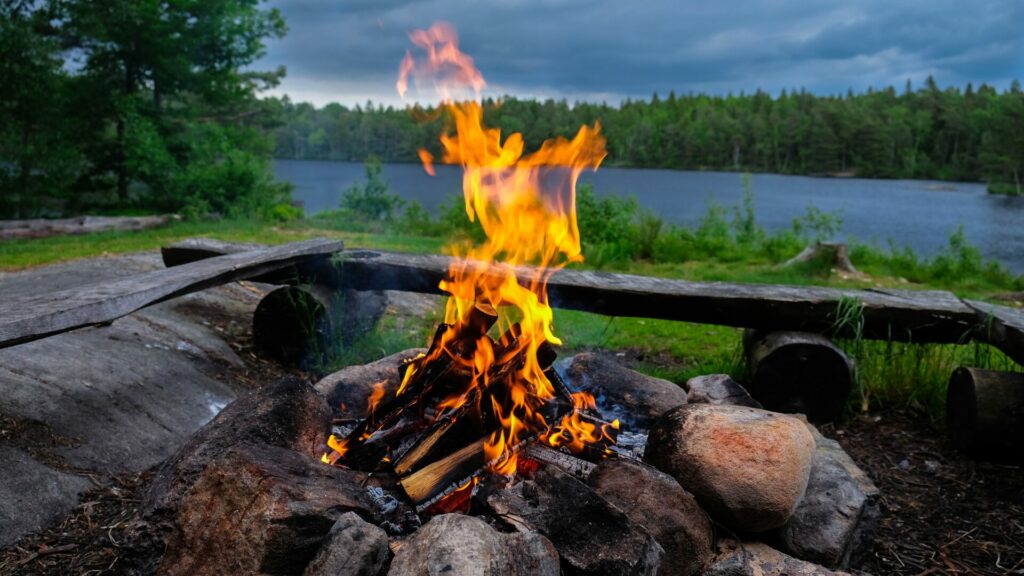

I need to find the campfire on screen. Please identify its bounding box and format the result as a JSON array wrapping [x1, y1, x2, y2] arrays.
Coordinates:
[[321, 23, 620, 513]]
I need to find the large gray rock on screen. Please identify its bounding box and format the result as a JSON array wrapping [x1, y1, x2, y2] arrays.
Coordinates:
[[304, 512, 389, 576], [487, 466, 664, 576], [387, 514, 559, 576], [703, 540, 851, 576], [0, 447, 90, 548], [0, 252, 263, 547], [686, 374, 762, 408], [315, 348, 426, 418], [644, 403, 815, 532], [588, 459, 714, 576], [563, 352, 688, 427], [771, 422, 880, 568]]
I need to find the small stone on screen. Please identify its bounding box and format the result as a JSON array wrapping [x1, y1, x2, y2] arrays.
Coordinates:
[[898, 458, 911, 470], [644, 403, 815, 532], [685, 374, 762, 408], [588, 460, 713, 576], [563, 352, 688, 428], [703, 540, 852, 576], [487, 466, 663, 576], [387, 514, 559, 576], [315, 348, 426, 418], [303, 512, 389, 576]]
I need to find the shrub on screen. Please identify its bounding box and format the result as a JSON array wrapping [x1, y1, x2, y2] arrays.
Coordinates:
[[341, 157, 404, 221]]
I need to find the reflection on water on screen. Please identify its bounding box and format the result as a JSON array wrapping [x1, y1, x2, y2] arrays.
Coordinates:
[[275, 159, 1024, 274]]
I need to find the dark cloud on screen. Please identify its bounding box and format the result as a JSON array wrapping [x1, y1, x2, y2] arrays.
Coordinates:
[[256, 0, 1024, 106]]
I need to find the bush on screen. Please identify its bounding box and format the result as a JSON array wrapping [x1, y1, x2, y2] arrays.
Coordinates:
[[340, 157, 404, 221]]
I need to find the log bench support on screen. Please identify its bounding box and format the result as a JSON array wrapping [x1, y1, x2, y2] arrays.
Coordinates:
[[947, 367, 1024, 461]]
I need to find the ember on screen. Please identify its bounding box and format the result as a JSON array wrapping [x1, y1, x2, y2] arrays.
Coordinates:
[[321, 22, 616, 511]]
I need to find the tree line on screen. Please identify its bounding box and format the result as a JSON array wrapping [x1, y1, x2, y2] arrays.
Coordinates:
[[272, 79, 1024, 195], [1, 0, 293, 219]]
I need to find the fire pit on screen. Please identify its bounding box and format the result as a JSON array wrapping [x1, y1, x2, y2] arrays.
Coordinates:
[[118, 23, 878, 576]]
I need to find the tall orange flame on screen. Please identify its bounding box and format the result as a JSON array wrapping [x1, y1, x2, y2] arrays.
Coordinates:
[[398, 23, 606, 476]]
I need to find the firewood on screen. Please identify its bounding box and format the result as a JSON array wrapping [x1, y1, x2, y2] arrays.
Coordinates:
[[947, 367, 1024, 461], [523, 444, 596, 478], [744, 330, 855, 423], [399, 438, 488, 508]]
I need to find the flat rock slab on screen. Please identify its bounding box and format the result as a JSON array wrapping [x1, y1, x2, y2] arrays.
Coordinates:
[[0, 447, 91, 548], [0, 252, 265, 549]]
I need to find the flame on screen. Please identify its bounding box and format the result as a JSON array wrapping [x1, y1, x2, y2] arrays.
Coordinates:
[[542, 392, 620, 454], [366, 381, 387, 417], [321, 434, 349, 465], [399, 23, 606, 476]]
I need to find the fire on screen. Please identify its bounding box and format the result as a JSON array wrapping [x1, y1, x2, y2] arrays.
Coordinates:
[[321, 434, 349, 465], [398, 23, 607, 475]]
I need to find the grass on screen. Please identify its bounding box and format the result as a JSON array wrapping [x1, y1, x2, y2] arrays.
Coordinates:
[[2, 189, 1021, 424]]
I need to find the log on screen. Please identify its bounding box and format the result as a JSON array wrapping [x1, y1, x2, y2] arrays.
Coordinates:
[[0, 238, 345, 350], [398, 437, 488, 509], [744, 330, 855, 423], [338, 250, 980, 344], [0, 214, 175, 240], [965, 300, 1024, 367], [947, 367, 1024, 461], [252, 284, 339, 367], [785, 242, 858, 274]]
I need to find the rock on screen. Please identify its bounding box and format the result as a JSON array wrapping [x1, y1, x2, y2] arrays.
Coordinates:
[[563, 352, 688, 428], [154, 444, 377, 576], [304, 512, 389, 576], [771, 422, 880, 568], [0, 447, 90, 548], [387, 514, 559, 576], [686, 374, 762, 408], [315, 348, 426, 418], [703, 540, 851, 576], [487, 466, 663, 576], [644, 404, 815, 532], [588, 459, 713, 576], [143, 377, 332, 518]]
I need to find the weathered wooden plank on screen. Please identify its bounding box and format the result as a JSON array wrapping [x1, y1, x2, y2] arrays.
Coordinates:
[[965, 300, 1024, 366], [162, 237, 344, 287], [156, 241, 985, 346], [0, 238, 344, 349], [0, 215, 175, 240], [339, 250, 979, 344]]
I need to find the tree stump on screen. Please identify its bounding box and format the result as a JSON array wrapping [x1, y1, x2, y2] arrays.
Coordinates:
[[947, 367, 1024, 461], [785, 242, 858, 274], [744, 331, 855, 423]]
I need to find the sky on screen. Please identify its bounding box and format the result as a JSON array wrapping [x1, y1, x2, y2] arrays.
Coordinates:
[[256, 0, 1024, 108]]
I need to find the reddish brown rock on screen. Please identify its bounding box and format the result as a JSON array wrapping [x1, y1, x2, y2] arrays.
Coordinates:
[[388, 514, 559, 576], [644, 403, 815, 532], [588, 459, 713, 576], [157, 444, 377, 576]]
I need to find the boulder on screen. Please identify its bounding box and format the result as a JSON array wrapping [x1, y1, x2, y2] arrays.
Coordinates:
[[304, 512, 389, 576], [156, 444, 377, 576], [686, 374, 762, 408], [703, 540, 851, 576], [487, 466, 663, 576], [315, 348, 426, 418], [588, 460, 713, 576], [563, 352, 688, 427], [387, 514, 559, 576], [771, 422, 880, 568], [644, 404, 815, 532]]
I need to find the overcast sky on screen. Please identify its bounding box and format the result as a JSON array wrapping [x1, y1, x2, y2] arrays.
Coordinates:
[[256, 0, 1024, 108]]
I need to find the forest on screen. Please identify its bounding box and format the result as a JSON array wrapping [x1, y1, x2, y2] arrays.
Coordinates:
[[272, 80, 1024, 194]]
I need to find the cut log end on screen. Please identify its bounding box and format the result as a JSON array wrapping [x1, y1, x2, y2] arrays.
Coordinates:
[[744, 330, 855, 423], [252, 285, 336, 367], [947, 367, 1024, 461]]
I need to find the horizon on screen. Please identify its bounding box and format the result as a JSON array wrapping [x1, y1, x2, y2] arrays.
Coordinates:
[[256, 0, 1024, 108]]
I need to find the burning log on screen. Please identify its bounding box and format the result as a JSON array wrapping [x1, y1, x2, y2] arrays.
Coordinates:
[[744, 330, 855, 423], [947, 367, 1024, 461]]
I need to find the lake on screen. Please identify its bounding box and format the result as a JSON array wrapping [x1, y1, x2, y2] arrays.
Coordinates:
[[275, 159, 1024, 274]]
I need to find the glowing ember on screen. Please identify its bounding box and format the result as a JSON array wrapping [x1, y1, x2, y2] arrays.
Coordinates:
[[397, 22, 607, 476]]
